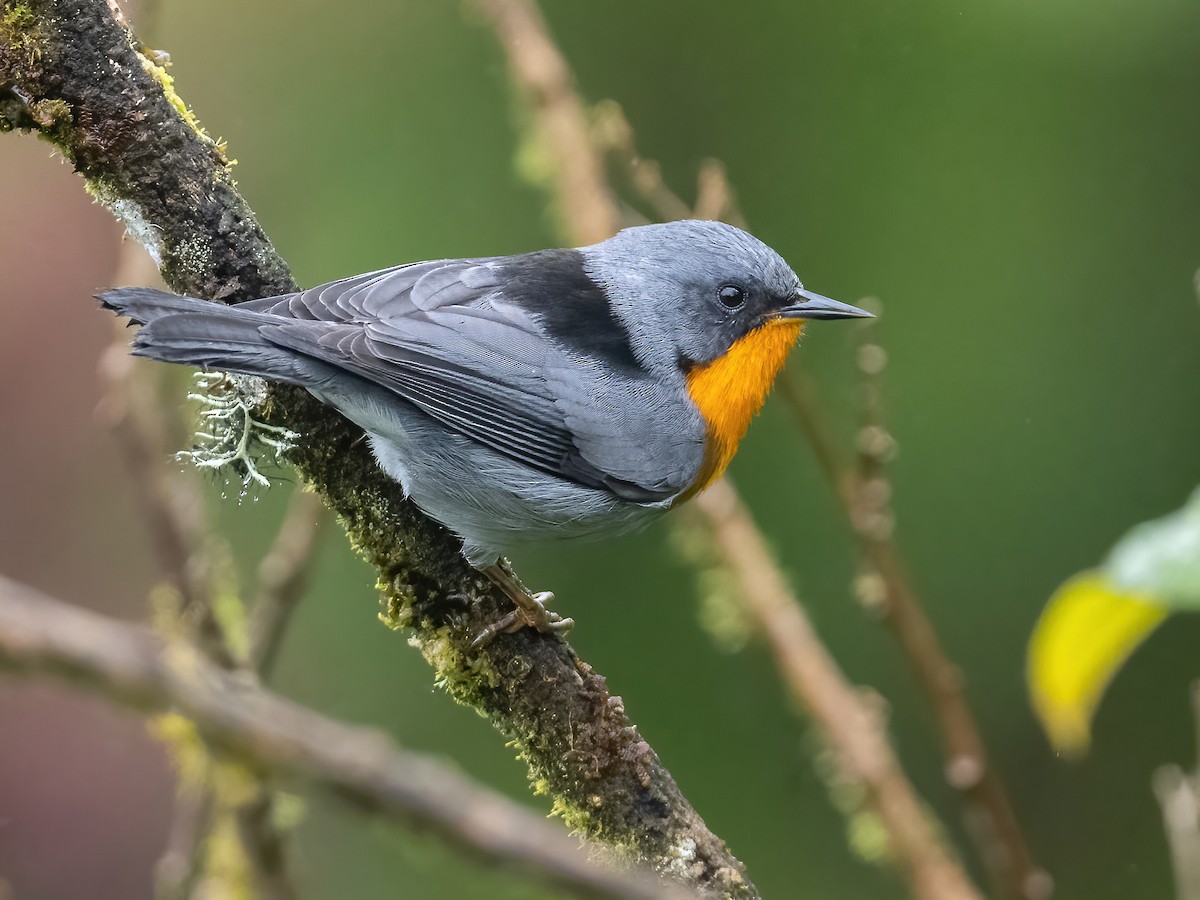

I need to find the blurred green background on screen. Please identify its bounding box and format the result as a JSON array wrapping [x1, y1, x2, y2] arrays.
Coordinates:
[[2, 1, 1199, 898]]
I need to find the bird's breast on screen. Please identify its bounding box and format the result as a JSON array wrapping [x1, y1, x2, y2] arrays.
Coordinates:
[[681, 319, 803, 496]]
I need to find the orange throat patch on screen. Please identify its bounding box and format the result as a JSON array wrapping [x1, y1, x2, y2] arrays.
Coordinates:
[[682, 319, 803, 497]]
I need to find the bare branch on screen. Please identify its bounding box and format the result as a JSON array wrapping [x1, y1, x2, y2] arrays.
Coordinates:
[[232, 792, 299, 900], [250, 490, 328, 677], [473, 0, 617, 243], [692, 160, 747, 229], [777, 373, 856, 509], [591, 100, 693, 223], [778, 324, 1050, 900], [154, 784, 215, 900], [694, 482, 983, 900], [472, 2, 986, 897], [1153, 682, 1200, 900], [601, 66, 1044, 896], [1155, 765, 1200, 900], [0, 576, 698, 900], [592, 105, 747, 232]]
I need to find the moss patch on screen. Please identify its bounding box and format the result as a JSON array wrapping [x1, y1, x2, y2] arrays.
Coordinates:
[[136, 51, 212, 147], [0, 4, 46, 68]]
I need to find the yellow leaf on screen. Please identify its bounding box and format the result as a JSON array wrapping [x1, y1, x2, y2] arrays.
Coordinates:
[[1027, 570, 1169, 757]]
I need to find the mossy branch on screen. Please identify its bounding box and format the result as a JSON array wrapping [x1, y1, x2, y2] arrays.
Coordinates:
[[0, 1, 756, 896]]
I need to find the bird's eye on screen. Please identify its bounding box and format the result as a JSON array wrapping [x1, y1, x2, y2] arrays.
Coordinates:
[[717, 285, 747, 310]]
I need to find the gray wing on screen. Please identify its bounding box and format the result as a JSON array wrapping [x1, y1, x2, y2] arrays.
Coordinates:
[[249, 261, 700, 502], [236, 257, 503, 321]]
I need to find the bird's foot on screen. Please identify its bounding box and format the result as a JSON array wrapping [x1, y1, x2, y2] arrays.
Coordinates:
[[472, 566, 575, 648]]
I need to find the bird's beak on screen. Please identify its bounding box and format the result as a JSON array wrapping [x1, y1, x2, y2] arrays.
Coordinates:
[[778, 288, 874, 320]]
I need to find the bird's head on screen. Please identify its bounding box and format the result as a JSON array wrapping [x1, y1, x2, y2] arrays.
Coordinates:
[[581, 219, 870, 371]]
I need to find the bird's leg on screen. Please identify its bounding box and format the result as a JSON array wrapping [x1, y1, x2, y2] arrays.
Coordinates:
[[471, 564, 574, 648]]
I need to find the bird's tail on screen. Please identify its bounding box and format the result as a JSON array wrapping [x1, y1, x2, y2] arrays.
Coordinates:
[[98, 287, 311, 384]]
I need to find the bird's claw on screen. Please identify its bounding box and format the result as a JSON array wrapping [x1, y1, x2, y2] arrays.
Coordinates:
[[512, 591, 574, 633], [471, 586, 574, 649]]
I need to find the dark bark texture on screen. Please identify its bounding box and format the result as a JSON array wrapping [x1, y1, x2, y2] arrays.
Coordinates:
[[0, 0, 756, 895]]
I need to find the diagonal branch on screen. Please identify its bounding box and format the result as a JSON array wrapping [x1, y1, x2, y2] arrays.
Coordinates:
[[470, 2, 988, 898], [250, 489, 329, 678], [477, 0, 617, 243], [0, 576, 696, 900], [0, 1, 752, 895], [781, 332, 1050, 900], [695, 481, 982, 900]]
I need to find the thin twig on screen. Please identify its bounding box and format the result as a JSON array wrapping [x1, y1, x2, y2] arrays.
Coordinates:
[[154, 784, 215, 900], [1156, 766, 1200, 900], [591, 101, 693, 224], [693, 159, 747, 229], [250, 490, 328, 677], [695, 482, 982, 900], [0, 576, 697, 900], [778, 322, 1050, 900], [1153, 682, 1200, 900], [777, 374, 856, 510], [236, 485, 327, 900], [473, 0, 617, 243], [473, 2, 984, 898], [233, 792, 299, 900], [95, 341, 211, 614], [668, 121, 1044, 899]]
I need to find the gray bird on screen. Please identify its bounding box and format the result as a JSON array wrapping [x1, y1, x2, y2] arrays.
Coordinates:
[[100, 220, 869, 638]]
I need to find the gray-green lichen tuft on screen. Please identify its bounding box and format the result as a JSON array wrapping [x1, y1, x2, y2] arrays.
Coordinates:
[[178, 371, 297, 494]]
